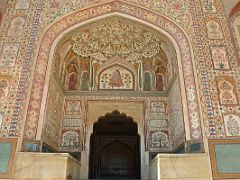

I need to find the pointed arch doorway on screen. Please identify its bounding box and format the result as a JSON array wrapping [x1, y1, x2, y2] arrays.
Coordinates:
[[89, 110, 141, 179]]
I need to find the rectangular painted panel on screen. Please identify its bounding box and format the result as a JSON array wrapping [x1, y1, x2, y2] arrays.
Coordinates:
[[215, 144, 240, 174], [209, 139, 240, 179], [0, 142, 12, 173]]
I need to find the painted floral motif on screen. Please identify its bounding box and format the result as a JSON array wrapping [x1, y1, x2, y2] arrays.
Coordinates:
[[0, 44, 20, 67], [146, 99, 169, 151], [15, 0, 30, 9], [61, 130, 81, 150], [149, 131, 169, 151], [15, 1, 202, 142], [40, 0, 190, 31], [0, 79, 9, 103], [224, 114, 240, 136], [206, 20, 223, 39], [169, 1, 186, 14], [65, 101, 82, 114], [217, 78, 238, 105], [63, 117, 81, 127], [201, 0, 217, 13], [150, 101, 166, 115], [72, 17, 162, 64], [0, 0, 238, 153], [210, 46, 229, 69], [8, 17, 26, 36], [60, 99, 85, 151]]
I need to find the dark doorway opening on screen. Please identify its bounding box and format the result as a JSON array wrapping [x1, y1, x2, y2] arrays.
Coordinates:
[[89, 110, 141, 179]]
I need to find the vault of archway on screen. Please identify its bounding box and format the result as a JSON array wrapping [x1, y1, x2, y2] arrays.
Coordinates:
[[53, 16, 175, 91]]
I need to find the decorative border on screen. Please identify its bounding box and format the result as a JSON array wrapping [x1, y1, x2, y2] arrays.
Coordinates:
[[209, 139, 240, 179], [0, 138, 17, 179]]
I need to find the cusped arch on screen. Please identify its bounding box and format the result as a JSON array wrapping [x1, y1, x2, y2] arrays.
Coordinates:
[[20, 1, 202, 142], [93, 110, 138, 133]]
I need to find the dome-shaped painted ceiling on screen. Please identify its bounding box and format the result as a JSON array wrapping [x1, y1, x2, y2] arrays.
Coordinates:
[[54, 16, 177, 92], [72, 16, 164, 64]]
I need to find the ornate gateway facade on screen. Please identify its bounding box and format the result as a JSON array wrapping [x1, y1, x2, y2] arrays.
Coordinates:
[[0, 0, 240, 179]]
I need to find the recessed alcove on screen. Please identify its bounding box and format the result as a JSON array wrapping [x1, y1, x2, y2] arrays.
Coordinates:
[[89, 110, 140, 179], [38, 15, 197, 179]]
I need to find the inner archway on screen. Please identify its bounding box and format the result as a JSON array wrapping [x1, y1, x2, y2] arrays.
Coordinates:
[[89, 110, 140, 179]]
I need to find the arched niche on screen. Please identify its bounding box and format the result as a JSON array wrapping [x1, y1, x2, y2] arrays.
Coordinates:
[[81, 71, 89, 90], [67, 72, 78, 90], [155, 73, 164, 91], [98, 64, 135, 90], [143, 71, 151, 91]]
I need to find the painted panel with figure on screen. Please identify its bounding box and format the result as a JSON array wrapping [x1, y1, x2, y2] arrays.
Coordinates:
[[99, 65, 134, 90]]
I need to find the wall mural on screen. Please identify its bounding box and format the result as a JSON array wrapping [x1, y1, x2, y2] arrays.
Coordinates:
[[99, 65, 134, 90], [15, 2, 204, 144], [0, 1, 239, 173], [51, 16, 174, 93], [72, 17, 162, 64], [59, 99, 85, 152], [146, 99, 170, 152]]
